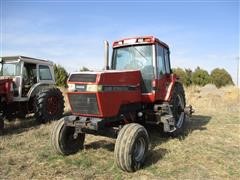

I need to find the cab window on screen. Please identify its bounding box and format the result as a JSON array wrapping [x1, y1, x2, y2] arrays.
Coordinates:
[[164, 48, 171, 74], [157, 45, 166, 76], [39, 65, 52, 80]]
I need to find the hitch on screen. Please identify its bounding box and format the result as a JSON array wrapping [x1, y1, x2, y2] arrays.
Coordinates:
[[155, 104, 194, 133], [184, 105, 194, 116]]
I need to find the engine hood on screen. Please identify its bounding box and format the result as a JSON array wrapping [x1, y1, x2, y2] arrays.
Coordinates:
[[98, 70, 141, 86], [69, 70, 142, 86]]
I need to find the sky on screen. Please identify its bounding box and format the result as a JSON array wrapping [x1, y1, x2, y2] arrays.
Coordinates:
[[1, 0, 239, 84]]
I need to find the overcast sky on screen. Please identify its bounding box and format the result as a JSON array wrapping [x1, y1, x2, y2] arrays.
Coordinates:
[[1, 0, 239, 84]]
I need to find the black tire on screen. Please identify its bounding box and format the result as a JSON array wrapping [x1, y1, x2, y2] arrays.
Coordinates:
[[0, 116, 4, 133], [169, 82, 186, 137], [16, 102, 27, 119], [34, 88, 64, 123], [51, 118, 85, 155], [114, 123, 149, 172]]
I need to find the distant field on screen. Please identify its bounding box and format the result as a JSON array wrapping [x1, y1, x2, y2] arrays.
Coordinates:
[[0, 85, 239, 179]]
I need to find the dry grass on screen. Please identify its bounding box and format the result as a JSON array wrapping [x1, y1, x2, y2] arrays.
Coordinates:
[[0, 85, 239, 179]]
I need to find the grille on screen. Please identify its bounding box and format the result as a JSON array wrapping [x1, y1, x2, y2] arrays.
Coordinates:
[[69, 93, 99, 115], [69, 74, 97, 82]]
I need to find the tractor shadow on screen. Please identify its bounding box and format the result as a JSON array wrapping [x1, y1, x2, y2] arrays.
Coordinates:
[[85, 139, 115, 151], [179, 114, 212, 143], [83, 115, 211, 168], [1, 115, 40, 136], [144, 114, 212, 167], [1, 112, 71, 136]]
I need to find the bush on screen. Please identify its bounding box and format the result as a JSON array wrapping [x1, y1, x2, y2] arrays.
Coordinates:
[[54, 64, 68, 88], [210, 68, 234, 88], [192, 67, 211, 86], [185, 68, 193, 86], [80, 66, 90, 72], [173, 68, 192, 87]]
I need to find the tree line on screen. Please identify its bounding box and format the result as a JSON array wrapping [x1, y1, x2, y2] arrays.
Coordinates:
[[173, 67, 234, 88], [53, 64, 234, 88]]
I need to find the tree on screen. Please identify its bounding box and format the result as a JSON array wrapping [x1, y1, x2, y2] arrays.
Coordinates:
[[173, 68, 187, 86], [172, 68, 192, 86], [54, 64, 68, 88], [210, 68, 234, 88], [185, 68, 193, 86], [80, 66, 90, 72], [191, 67, 211, 86]]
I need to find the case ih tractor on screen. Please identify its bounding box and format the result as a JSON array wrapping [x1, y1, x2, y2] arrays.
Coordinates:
[[0, 56, 64, 131], [51, 36, 193, 172]]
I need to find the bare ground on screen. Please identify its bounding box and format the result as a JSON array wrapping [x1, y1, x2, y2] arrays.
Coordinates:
[[0, 85, 239, 179]]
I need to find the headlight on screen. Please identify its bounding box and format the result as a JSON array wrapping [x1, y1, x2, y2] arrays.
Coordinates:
[[68, 83, 76, 92], [86, 85, 102, 92]]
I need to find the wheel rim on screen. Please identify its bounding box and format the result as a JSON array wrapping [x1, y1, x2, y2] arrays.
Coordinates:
[[47, 96, 58, 115], [133, 137, 146, 162], [176, 94, 185, 128]]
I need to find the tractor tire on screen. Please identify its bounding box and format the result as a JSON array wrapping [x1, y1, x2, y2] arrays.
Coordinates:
[[0, 116, 4, 133], [169, 82, 186, 137], [51, 118, 85, 155], [114, 123, 149, 172], [34, 88, 64, 123]]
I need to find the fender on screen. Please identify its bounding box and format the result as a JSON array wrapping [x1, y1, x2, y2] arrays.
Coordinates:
[[27, 82, 55, 99], [164, 74, 179, 101]]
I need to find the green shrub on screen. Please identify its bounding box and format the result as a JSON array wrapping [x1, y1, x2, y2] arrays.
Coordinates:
[[53, 64, 68, 88], [80, 66, 90, 72], [192, 67, 211, 86], [211, 68, 234, 88], [173, 68, 192, 87]]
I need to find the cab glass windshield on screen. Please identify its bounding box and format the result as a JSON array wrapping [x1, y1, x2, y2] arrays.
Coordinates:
[[112, 45, 153, 71], [0, 62, 21, 76], [112, 45, 154, 93]]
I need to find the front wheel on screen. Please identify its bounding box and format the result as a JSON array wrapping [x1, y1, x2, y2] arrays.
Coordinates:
[[51, 118, 85, 155], [114, 123, 149, 172]]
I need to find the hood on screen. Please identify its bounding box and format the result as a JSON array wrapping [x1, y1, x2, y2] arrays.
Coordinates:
[[69, 70, 142, 86]]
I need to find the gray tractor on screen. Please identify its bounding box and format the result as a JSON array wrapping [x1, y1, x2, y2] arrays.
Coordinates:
[[0, 56, 64, 130]]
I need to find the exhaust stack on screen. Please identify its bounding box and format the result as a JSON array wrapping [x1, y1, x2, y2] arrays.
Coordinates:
[[104, 40, 109, 70]]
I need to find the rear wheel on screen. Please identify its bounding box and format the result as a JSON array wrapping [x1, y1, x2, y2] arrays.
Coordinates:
[[34, 88, 64, 123], [169, 82, 186, 137], [0, 116, 4, 133], [51, 118, 85, 155], [114, 123, 149, 172]]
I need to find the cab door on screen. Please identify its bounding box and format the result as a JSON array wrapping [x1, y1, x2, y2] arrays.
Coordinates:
[[155, 45, 172, 101]]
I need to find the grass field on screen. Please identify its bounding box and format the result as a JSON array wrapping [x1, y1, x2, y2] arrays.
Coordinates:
[[0, 85, 239, 179]]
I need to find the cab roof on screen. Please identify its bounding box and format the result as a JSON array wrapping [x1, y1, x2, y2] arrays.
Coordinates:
[[0, 56, 53, 65], [112, 36, 169, 49]]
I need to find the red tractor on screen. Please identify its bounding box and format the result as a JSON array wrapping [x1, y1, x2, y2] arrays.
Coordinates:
[[51, 36, 193, 172], [0, 79, 14, 129]]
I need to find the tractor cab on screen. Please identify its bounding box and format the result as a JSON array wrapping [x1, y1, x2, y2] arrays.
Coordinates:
[[111, 36, 175, 102], [0, 56, 55, 100], [0, 56, 64, 131]]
